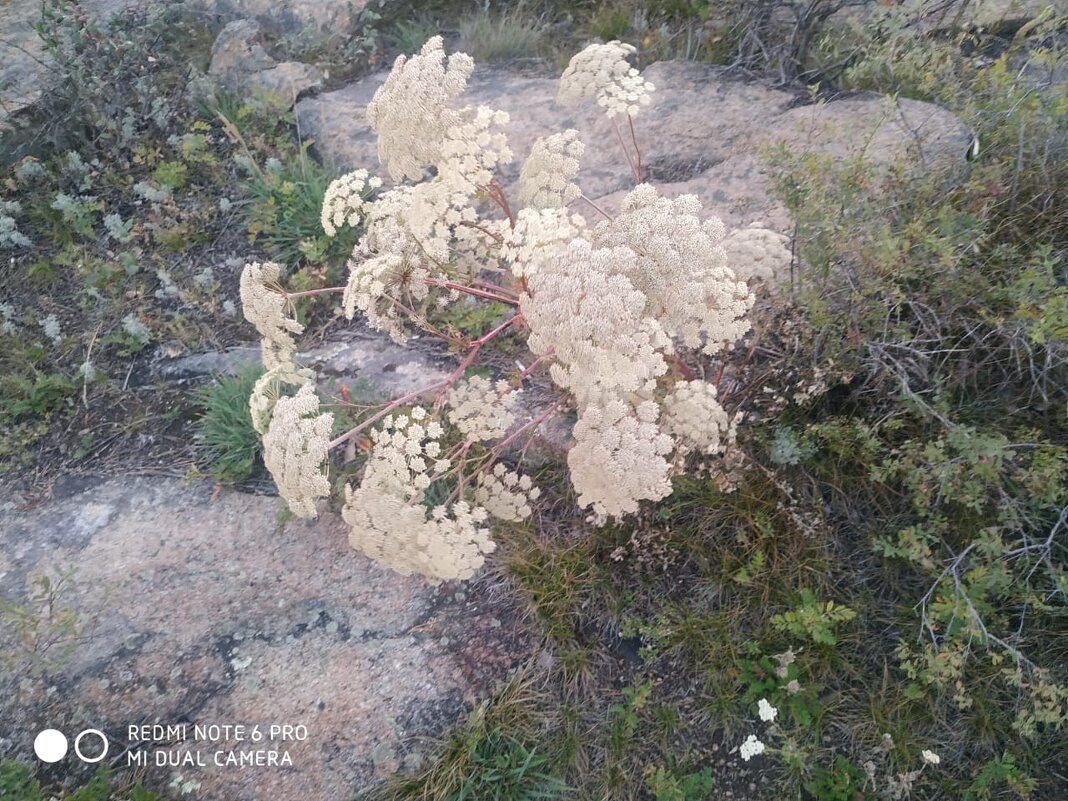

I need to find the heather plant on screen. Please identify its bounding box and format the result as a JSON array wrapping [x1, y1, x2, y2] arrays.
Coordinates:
[[240, 37, 790, 583]]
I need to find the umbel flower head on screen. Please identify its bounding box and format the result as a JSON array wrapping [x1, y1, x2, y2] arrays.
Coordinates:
[[341, 409, 496, 583], [447, 375, 519, 442], [518, 130, 585, 210], [321, 169, 382, 237], [592, 184, 754, 355], [558, 41, 655, 118], [366, 36, 475, 182], [568, 399, 674, 520], [262, 385, 334, 519], [522, 239, 671, 409], [240, 261, 303, 370]]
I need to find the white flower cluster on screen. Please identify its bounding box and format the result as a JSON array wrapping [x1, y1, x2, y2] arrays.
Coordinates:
[[262, 385, 334, 518], [662, 380, 733, 455], [722, 223, 793, 286], [366, 36, 475, 182], [240, 261, 303, 372], [739, 734, 765, 761], [518, 130, 584, 210], [568, 399, 674, 520], [240, 261, 317, 443], [440, 105, 513, 188], [522, 239, 671, 409], [337, 41, 514, 344], [592, 184, 753, 355], [342, 408, 496, 582], [321, 169, 382, 237], [558, 41, 655, 118], [238, 36, 769, 580], [515, 187, 750, 520], [447, 375, 519, 442], [475, 464, 541, 522], [501, 208, 585, 278], [757, 697, 778, 722]]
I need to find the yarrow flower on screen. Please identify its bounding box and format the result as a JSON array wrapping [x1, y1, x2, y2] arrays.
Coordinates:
[[739, 734, 765, 762], [757, 698, 778, 722], [921, 750, 941, 766], [558, 41, 654, 118]]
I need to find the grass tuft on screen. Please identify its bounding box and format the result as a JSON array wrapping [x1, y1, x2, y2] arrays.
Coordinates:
[[194, 367, 264, 482]]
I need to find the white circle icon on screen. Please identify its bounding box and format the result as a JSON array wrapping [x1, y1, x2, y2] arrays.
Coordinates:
[[34, 729, 68, 763], [74, 729, 109, 764]]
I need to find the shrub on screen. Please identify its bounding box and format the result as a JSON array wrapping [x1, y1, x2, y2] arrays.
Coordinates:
[[4, 1, 214, 161], [238, 37, 791, 583]]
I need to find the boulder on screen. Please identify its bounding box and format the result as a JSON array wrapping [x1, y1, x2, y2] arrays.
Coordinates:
[[208, 19, 322, 107]]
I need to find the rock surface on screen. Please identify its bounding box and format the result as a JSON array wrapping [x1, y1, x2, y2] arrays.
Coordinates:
[[208, 19, 322, 106], [199, 0, 374, 36], [0, 476, 529, 799], [297, 59, 970, 230], [0, 0, 50, 129]]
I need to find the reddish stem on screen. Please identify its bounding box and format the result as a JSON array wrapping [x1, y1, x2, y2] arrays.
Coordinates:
[[287, 285, 346, 299], [427, 278, 519, 306], [627, 114, 645, 183]]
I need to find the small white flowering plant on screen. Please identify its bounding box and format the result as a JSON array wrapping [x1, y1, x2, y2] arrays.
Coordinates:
[[240, 37, 791, 583]]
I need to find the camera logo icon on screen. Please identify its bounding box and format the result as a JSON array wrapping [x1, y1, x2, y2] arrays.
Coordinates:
[[34, 729, 108, 764]]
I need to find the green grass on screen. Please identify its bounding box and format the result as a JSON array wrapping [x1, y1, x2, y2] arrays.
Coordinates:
[[375, 672, 569, 801], [457, 11, 544, 63], [194, 366, 265, 482], [239, 144, 355, 269], [0, 760, 166, 801]]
